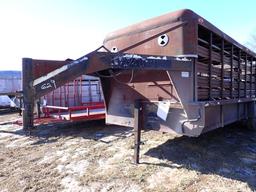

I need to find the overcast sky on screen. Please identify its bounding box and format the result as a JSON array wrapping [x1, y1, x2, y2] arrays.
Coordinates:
[[0, 0, 255, 70]]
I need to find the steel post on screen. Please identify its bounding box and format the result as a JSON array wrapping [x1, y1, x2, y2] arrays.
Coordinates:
[[133, 100, 142, 164], [22, 58, 34, 131]]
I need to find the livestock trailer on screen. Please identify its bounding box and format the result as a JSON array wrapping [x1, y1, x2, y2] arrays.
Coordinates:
[[22, 9, 256, 138], [101, 9, 256, 136]]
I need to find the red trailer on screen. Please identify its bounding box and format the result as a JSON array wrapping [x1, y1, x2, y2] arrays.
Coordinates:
[[23, 59, 105, 123]]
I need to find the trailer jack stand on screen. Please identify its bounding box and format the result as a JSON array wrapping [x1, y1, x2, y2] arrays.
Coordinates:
[[22, 58, 35, 131], [133, 100, 143, 164]]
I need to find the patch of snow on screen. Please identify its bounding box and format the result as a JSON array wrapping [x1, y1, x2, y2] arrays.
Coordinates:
[[171, 163, 183, 168], [147, 167, 173, 189], [38, 153, 56, 164], [5, 137, 33, 148], [99, 135, 118, 143], [56, 164, 65, 173], [56, 148, 73, 162], [0, 133, 21, 140], [123, 54, 143, 59], [147, 56, 167, 60], [123, 184, 142, 192], [57, 159, 91, 191], [66, 160, 89, 176], [146, 167, 198, 190], [60, 176, 85, 192], [93, 142, 106, 148], [56, 160, 89, 177], [59, 155, 69, 163], [0, 189, 9, 192], [72, 148, 89, 159], [56, 150, 65, 156], [74, 147, 89, 155], [63, 140, 79, 147], [90, 181, 141, 192]]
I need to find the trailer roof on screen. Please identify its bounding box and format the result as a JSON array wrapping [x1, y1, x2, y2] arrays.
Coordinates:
[[104, 9, 256, 58]]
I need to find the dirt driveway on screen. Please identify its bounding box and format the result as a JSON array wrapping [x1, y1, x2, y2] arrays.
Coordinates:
[[0, 113, 255, 192]]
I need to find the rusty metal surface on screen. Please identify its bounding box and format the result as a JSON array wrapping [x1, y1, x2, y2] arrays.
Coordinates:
[[32, 52, 110, 98], [101, 9, 256, 136], [32, 59, 70, 80], [104, 9, 256, 57], [23, 9, 256, 136]]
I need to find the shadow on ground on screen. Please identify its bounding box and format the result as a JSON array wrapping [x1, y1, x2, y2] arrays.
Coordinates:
[[145, 124, 256, 190], [0, 120, 132, 145], [1, 119, 255, 190]]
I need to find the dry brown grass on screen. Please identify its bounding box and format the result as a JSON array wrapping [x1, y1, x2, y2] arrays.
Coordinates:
[[0, 113, 255, 192]]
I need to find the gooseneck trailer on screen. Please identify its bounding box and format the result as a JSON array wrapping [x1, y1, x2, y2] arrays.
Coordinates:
[[22, 9, 256, 162]]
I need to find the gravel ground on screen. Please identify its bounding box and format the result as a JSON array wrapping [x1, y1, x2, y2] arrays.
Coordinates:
[[0, 113, 255, 192]]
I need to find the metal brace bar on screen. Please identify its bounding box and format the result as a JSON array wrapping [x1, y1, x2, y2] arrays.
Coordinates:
[[245, 54, 247, 97], [230, 45, 234, 98], [209, 32, 213, 99], [238, 50, 241, 98], [221, 39, 224, 98], [250, 57, 253, 97]]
